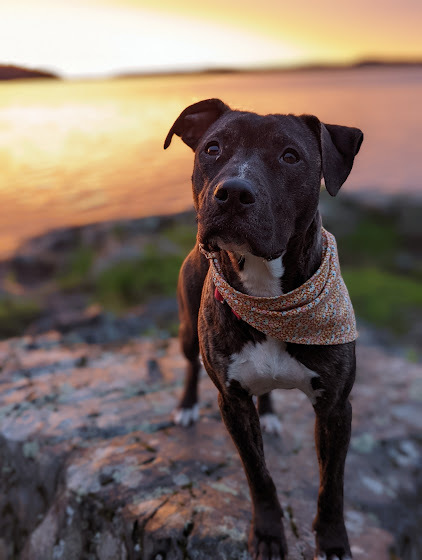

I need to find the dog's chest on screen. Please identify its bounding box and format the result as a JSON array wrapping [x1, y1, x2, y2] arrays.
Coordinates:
[[225, 253, 321, 403], [227, 337, 321, 403], [239, 253, 284, 297]]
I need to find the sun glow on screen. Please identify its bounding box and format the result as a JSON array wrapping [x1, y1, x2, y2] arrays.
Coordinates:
[[0, 0, 308, 78], [3, 0, 421, 78]]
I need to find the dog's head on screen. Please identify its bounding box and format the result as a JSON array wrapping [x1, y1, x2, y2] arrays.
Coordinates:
[[164, 98, 363, 260]]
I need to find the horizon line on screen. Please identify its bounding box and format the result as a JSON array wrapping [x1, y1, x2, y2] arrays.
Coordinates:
[[1, 57, 422, 82]]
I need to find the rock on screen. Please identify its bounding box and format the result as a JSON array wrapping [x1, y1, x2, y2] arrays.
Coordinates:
[[28, 304, 103, 336], [344, 190, 397, 214], [319, 190, 361, 237], [26, 297, 179, 345], [10, 227, 82, 284], [0, 334, 421, 559], [11, 253, 57, 284], [5, 210, 197, 289], [396, 196, 422, 240]]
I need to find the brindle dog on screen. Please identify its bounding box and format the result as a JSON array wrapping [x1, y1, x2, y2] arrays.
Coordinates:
[[164, 99, 363, 560]]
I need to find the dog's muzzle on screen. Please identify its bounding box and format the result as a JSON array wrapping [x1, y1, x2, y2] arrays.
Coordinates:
[[213, 178, 256, 211]]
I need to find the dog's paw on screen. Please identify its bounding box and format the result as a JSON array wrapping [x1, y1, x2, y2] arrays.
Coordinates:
[[259, 413, 282, 436], [249, 535, 287, 560], [249, 523, 287, 560], [173, 404, 199, 426], [314, 554, 352, 560], [252, 541, 285, 560], [313, 521, 352, 560]]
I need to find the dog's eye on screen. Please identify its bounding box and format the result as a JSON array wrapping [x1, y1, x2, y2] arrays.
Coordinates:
[[205, 141, 220, 156], [281, 149, 300, 164]]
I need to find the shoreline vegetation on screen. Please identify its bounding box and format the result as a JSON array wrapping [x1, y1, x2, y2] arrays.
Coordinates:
[[0, 190, 420, 359], [1, 60, 422, 82], [0, 65, 59, 81], [114, 59, 422, 80]]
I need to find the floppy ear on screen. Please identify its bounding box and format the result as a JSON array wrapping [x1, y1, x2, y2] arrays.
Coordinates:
[[164, 98, 231, 151], [320, 122, 363, 196]]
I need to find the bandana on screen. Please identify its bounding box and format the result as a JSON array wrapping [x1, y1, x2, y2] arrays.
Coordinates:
[[199, 229, 357, 345]]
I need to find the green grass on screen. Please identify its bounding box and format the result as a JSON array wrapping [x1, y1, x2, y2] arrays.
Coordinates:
[[337, 217, 400, 267], [92, 223, 195, 312], [0, 297, 41, 338], [47, 216, 420, 342], [94, 246, 183, 311], [343, 266, 422, 334], [58, 246, 95, 290], [161, 223, 197, 253]]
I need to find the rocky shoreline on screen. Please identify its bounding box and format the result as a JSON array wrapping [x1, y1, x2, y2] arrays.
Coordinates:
[[0, 330, 421, 559], [1, 190, 420, 355], [0, 190, 421, 558]]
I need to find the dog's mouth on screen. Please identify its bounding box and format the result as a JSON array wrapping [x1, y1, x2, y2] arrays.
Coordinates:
[[202, 236, 248, 255], [200, 233, 285, 262], [198, 206, 287, 261]]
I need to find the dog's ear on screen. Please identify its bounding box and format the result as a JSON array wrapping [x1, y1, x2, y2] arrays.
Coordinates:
[[302, 115, 363, 196], [321, 123, 363, 196], [164, 98, 231, 151]]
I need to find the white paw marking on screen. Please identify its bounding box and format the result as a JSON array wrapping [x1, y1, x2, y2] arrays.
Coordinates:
[[259, 413, 282, 435], [173, 404, 199, 427]]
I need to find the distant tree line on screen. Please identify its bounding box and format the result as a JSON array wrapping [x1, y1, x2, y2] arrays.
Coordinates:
[[0, 64, 58, 81]]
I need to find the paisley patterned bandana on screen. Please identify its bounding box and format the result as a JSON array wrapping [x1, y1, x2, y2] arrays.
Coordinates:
[[199, 229, 357, 345]]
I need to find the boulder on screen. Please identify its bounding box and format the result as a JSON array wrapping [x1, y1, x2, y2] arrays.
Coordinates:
[[0, 333, 421, 559]]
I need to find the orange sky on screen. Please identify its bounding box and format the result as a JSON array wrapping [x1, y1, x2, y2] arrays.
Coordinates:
[[1, 0, 421, 78]]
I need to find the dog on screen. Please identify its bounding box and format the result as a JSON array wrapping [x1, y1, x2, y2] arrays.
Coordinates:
[[164, 98, 363, 560]]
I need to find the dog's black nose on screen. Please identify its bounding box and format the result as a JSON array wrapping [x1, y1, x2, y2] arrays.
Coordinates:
[[214, 179, 256, 208]]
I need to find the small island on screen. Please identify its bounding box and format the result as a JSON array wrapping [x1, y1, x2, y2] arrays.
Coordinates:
[[0, 64, 59, 81]]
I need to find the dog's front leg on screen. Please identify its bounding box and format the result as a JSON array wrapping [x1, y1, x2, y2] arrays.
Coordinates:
[[312, 399, 353, 560], [218, 383, 288, 560], [257, 393, 282, 435]]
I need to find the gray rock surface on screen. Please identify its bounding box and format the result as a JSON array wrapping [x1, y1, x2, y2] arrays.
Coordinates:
[[0, 332, 421, 559]]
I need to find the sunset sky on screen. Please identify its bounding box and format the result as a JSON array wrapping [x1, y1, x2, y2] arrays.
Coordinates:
[[1, 0, 422, 78]]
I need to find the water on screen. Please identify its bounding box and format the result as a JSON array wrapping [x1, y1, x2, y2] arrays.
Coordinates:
[[0, 66, 421, 257]]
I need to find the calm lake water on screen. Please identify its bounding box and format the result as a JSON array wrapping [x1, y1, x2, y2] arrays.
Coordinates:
[[0, 66, 421, 257]]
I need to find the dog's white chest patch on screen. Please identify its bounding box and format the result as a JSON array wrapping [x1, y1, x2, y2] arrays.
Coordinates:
[[227, 337, 322, 403], [240, 254, 284, 297]]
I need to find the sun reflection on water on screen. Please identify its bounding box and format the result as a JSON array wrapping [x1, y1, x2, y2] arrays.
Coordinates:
[[0, 67, 421, 257]]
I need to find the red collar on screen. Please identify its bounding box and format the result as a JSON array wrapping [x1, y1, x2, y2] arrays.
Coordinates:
[[214, 286, 240, 319]]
